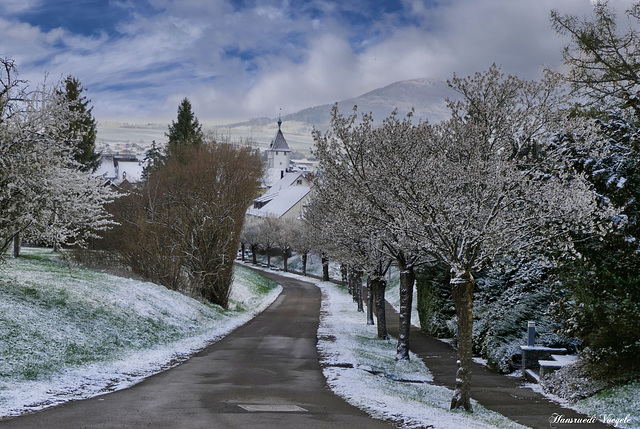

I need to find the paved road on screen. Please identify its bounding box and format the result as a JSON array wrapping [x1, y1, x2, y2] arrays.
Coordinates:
[[1, 271, 393, 429]]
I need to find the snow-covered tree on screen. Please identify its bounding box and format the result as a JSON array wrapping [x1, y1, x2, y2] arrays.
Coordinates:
[[0, 58, 116, 256], [287, 219, 313, 276], [382, 66, 611, 411], [241, 216, 262, 264], [312, 105, 428, 357]]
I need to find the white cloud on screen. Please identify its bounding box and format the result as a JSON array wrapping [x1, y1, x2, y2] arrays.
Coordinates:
[[3, 0, 634, 123]]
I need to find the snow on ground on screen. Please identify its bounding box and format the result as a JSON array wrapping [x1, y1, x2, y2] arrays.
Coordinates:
[[251, 265, 527, 429], [0, 248, 282, 418]]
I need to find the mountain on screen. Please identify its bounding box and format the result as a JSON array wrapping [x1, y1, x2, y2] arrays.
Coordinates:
[[215, 78, 456, 154], [281, 78, 453, 130]]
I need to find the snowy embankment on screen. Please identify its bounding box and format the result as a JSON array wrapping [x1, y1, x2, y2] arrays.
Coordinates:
[[0, 248, 282, 418], [252, 266, 526, 429]]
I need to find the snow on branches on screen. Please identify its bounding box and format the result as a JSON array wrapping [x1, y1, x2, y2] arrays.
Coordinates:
[[0, 58, 117, 255]]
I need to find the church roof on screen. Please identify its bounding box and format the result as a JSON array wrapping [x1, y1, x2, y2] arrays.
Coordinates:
[[268, 118, 291, 152]]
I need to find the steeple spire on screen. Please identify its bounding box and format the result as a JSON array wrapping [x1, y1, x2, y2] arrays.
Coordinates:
[[278, 108, 282, 130]]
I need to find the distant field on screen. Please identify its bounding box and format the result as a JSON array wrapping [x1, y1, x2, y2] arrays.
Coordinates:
[[96, 120, 315, 157]]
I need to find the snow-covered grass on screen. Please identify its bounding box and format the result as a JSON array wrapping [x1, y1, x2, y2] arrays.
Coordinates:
[[0, 247, 282, 418], [572, 381, 640, 429]]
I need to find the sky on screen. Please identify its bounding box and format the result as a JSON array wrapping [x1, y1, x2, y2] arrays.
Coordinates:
[[0, 0, 627, 125]]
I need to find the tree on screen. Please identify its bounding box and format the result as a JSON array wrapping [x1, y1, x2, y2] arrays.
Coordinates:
[[312, 105, 427, 357], [312, 66, 611, 412], [166, 98, 204, 158], [240, 216, 262, 264], [551, 2, 640, 117], [551, 109, 640, 371], [384, 66, 609, 411], [0, 59, 116, 256], [258, 215, 279, 269], [60, 76, 100, 172], [552, 2, 640, 373], [107, 142, 263, 307], [288, 219, 313, 276]]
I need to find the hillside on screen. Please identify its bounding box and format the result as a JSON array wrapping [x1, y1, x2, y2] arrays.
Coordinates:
[[215, 77, 455, 154], [0, 248, 281, 418], [281, 78, 453, 130]]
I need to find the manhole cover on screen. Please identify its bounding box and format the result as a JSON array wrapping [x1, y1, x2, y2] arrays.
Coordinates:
[[238, 404, 308, 413]]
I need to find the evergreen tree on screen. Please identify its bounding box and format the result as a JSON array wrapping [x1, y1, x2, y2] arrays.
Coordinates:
[[61, 76, 100, 172], [166, 98, 204, 158]]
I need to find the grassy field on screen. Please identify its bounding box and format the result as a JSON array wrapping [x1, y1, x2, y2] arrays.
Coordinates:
[[0, 248, 281, 417]]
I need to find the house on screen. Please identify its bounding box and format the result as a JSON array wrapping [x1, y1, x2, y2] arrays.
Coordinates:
[[247, 171, 313, 219], [94, 153, 145, 185], [247, 119, 314, 219]]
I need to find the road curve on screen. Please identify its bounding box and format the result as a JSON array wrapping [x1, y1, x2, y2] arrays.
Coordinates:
[[1, 270, 394, 429]]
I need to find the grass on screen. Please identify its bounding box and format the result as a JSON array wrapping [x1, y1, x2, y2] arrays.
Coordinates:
[[0, 247, 280, 416]]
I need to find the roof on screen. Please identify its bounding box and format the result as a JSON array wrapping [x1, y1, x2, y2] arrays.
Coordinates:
[[247, 186, 312, 218], [268, 119, 291, 152]]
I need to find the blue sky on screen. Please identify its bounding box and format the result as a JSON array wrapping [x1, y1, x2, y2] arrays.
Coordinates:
[[0, 0, 614, 124]]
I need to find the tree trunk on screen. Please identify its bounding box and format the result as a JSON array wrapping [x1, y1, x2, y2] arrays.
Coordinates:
[[397, 265, 416, 361], [267, 250, 271, 268], [12, 233, 21, 258], [450, 268, 474, 412], [341, 264, 348, 287], [366, 277, 375, 325], [354, 268, 364, 312], [322, 255, 329, 281], [371, 276, 389, 340], [241, 242, 246, 262], [302, 253, 308, 276], [251, 244, 257, 265], [282, 248, 288, 272], [348, 268, 357, 302]]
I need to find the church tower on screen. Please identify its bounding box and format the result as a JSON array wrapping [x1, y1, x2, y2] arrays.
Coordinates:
[[266, 116, 291, 172]]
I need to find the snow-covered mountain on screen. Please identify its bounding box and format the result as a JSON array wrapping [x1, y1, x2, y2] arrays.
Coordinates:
[[227, 77, 453, 131], [285, 77, 453, 129], [97, 78, 455, 155], [218, 77, 454, 154]]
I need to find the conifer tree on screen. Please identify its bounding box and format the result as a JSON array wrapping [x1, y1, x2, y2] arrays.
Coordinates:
[[61, 76, 100, 172], [166, 98, 204, 158]]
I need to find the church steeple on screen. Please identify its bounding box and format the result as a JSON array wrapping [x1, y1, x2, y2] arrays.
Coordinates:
[[267, 115, 291, 171]]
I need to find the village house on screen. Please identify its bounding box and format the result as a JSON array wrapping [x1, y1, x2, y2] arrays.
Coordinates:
[[94, 153, 145, 185], [247, 118, 313, 219]]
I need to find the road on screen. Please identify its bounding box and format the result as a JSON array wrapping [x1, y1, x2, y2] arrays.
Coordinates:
[[1, 270, 394, 429]]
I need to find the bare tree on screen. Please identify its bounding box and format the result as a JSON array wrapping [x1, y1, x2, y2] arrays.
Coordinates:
[[551, 2, 640, 116]]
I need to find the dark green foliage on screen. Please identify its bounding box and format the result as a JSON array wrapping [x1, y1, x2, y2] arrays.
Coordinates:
[[143, 98, 204, 177], [416, 265, 455, 337], [60, 76, 100, 172], [552, 111, 640, 372], [473, 261, 573, 373], [166, 98, 204, 157], [416, 261, 576, 374]]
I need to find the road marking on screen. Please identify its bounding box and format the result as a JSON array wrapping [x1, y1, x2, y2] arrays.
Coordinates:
[[237, 404, 308, 412]]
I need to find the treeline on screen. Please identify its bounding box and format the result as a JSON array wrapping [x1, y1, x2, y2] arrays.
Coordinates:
[[291, 3, 640, 412]]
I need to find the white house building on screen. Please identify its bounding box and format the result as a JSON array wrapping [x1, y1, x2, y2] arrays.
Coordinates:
[[94, 153, 145, 185]]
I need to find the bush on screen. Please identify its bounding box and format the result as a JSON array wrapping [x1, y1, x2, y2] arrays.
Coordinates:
[[416, 265, 456, 338]]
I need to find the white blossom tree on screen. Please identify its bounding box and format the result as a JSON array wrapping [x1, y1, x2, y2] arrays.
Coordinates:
[[0, 58, 116, 256], [377, 66, 612, 411]]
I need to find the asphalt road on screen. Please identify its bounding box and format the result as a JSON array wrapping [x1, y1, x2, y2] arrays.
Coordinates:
[[1, 271, 394, 429]]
